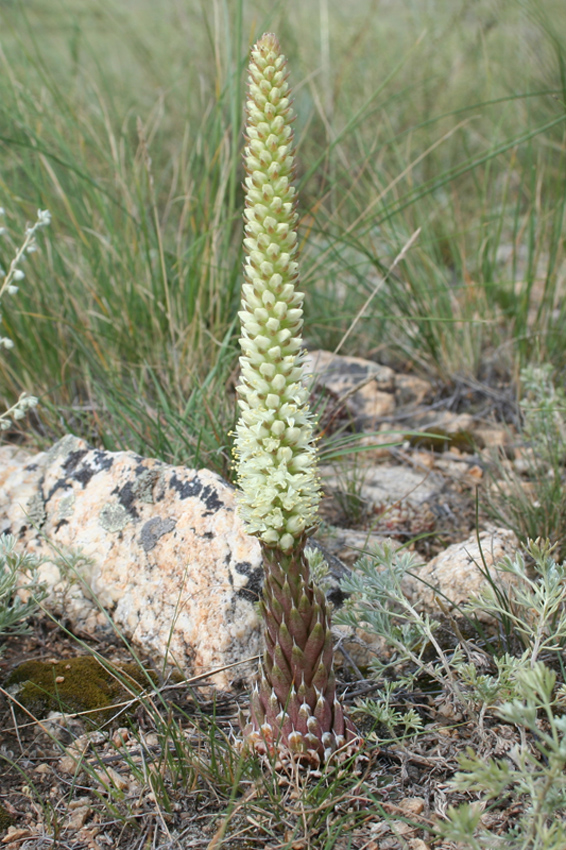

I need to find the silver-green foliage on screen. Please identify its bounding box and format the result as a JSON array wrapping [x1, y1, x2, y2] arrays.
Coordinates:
[[0, 534, 46, 645], [352, 682, 423, 742], [463, 537, 566, 663], [444, 662, 566, 849], [487, 364, 566, 558], [338, 537, 566, 847], [335, 543, 450, 689], [520, 364, 566, 460]]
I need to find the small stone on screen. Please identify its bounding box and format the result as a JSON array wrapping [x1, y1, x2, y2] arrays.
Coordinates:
[[411, 450, 436, 469], [60, 755, 80, 774], [143, 732, 159, 748], [360, 464, 445, 508], [405, 527, 520, 616], [67, 805, 91, 830], [306, 350, 396, 427], [474, 426, 510, 449], [111, 728, 131, 748], [390, 819, 415, 836], [93, 764, 130, 793], [2, 828, 32, 844], [394, 374, 432, 407], [379, 837, 402, 849], [398, 797, 425, 815], [33, 763, 51, 775], [356, 425, 401, 460], [68, 797, 92, 810]]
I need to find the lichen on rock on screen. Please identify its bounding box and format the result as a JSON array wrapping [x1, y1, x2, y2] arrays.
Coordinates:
[[98, 502, 131, 533]]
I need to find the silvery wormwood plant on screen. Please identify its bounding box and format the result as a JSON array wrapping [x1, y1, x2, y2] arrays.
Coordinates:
[[0, 206, 51, 432], [0, 535, 46, 654], [234, 32, 356, 764], [442, 661, 566, 849]]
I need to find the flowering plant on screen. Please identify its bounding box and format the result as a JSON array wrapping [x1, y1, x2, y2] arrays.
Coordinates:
[[235, 33, 355, 763], [0, 207, 50, 432]]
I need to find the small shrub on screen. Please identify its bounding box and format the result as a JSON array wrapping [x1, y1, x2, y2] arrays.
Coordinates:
[[462, 537, 566, 663], [0, 534, 46, 650], [338, 537, 566, 847], [335, 542, 450, 690], [486, 364, 566, 559], [443, 662, 566, 849]]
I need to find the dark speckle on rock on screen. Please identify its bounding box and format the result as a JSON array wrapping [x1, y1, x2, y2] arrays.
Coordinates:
[[169, 472, 203, 501], [92, 450, 114, 473], [46, 477, 69, 501], [340, 362, 371, 378], [113, 481, 140, 519], [236, 584, 262, 604], [71, 450, 114, 488], [200, 485, 223, 516], [71, 465, 97, 488], [140, 517, 177, 552], [54, 518, 69, 533], [168, 473, 225, 514], [233, 560, 263, 604], [62, 449, 89, 474]]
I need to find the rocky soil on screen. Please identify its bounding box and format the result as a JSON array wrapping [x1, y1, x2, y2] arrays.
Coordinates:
[[0, 351, 536, 849]]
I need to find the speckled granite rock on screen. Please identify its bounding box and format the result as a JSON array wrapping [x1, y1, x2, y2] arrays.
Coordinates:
[[0, 436, 263, 690]]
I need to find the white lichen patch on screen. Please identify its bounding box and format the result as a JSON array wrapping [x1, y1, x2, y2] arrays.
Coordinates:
[[25, 492, 46, 527], [57, 492, 75, 520], [99, 502, 131, 533]]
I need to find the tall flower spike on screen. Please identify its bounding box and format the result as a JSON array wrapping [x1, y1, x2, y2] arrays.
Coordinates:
[[235, 33, 356, 764], [235, 31, 319, 553]]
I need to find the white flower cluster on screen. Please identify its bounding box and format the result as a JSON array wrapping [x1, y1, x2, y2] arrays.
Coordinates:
[[0, 393, 39, 431], [235, 34, 320, 552], [0, 207, 50, 431]]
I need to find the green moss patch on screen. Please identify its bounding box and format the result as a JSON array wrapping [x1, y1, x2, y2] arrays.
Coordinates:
[[0, 805, 14, 833], [4, 656, 156, 727], [406, 427, 482, 454]]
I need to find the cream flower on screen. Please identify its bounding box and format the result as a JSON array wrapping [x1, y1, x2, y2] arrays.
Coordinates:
[[235, 33, 320, 552]]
